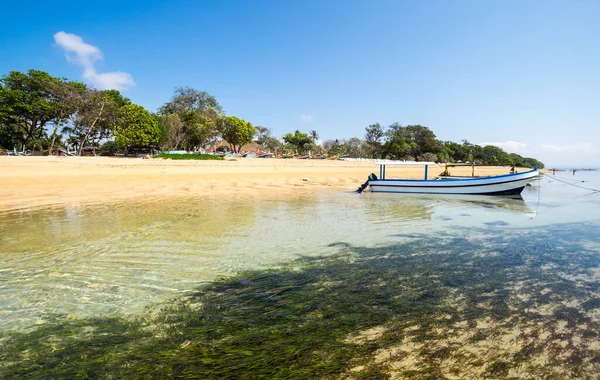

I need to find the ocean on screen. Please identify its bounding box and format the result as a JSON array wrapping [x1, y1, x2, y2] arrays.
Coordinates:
[[1, 170, 599, 378]]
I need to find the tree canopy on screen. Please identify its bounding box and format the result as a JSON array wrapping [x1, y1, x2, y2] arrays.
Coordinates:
[[114, 104, 161, 149], [0, 68, 545, 168], [283, 130, 314, 154], [217, 116, 256, 152]]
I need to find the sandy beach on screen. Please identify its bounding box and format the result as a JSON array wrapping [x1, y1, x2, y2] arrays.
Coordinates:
[[0, 156, 525, 212]]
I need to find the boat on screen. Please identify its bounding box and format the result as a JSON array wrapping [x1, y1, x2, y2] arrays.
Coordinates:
[[360, 162, 539, 196]]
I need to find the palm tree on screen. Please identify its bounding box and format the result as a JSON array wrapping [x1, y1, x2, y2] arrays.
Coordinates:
[[309, 130, 319, 142]]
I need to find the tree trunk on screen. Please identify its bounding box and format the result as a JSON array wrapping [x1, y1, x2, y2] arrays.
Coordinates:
[[78, 100, 106, 156], [48, 118, 62, 156]]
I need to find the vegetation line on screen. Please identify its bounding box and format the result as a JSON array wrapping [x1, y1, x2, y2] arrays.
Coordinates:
[[1, 69, 543, 168]]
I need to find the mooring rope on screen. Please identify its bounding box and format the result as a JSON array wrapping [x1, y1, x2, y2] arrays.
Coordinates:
[[541, 173, 600, 193], [547, 174, 589, 183]]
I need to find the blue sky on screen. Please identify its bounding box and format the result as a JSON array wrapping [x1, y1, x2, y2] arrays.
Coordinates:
[[1, 0, 599, 167]]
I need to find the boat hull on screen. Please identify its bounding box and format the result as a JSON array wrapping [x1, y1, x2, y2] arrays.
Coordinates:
[[368, 169, 539, 195]]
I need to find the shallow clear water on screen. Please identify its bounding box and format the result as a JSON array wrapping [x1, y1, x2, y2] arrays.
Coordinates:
[[1, 170, 599, 377], [0, 172, 598, 332]]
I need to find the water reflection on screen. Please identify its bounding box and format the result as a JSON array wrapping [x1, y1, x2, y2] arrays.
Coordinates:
[[0, 179, 595, 333]]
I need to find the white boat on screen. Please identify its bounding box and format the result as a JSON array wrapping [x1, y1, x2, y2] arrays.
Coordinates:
[[360, 162, 539, 196]]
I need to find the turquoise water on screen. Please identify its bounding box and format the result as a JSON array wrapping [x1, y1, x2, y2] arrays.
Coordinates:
[[1, 171, 599, 378]]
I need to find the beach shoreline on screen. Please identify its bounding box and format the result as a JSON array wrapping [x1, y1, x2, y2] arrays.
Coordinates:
[[0, 156, 531, 212]]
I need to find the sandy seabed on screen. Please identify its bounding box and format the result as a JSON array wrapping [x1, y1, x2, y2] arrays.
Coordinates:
[[0, 156, 523, 212]]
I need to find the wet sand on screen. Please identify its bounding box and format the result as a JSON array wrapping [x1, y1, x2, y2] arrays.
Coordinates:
[[0, 156, 525, 212]]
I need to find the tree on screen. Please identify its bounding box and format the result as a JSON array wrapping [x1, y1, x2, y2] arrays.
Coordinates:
[[63, 88, 126, 154], [261, 136, 282, 153], [217, 116, 256, 152], [159, 87, 222, 150], [405, 125, 440, 157], [365, 123, 384, 158], [160, 86, 222, 115], [114, 104, 161, 150], [342, 137, 368, 158], [183, 108, 220, 150], [282, 130, 313, 154], [255, 126, 270, 142], [0, 70, 63, 150], [47, 80, 86, 155], [475, 145, 513, 166], [157, 114, 185, 150], [309, 130, 319, 142], [510, 153, 544, 169]]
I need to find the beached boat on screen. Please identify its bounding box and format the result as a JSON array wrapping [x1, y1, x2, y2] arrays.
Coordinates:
[[360, 162, 539, 196]]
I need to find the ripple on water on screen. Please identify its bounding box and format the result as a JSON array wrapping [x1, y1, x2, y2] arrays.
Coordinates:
[[1, 176, 599, 333]]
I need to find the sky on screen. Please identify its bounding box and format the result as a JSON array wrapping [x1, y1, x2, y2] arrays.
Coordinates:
[[1, 0, 599, 167]]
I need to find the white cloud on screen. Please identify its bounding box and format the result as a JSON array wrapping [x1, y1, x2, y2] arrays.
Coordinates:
[[478, 140, 528, 154], [54, 31, 135, 91], [300, 114, 312, 122]]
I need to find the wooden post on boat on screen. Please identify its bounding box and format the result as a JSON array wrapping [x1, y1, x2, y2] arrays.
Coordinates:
[[424, 165, 428, 180], [472, 163, 475, 177]]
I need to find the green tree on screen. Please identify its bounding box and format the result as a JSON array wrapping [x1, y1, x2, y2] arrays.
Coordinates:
[[509, 153, 544, 169], [255, 126, 272, 145], [157, 113, 185, 150], [405, 125, 440, 157], [282, 130, 313, 154], [217, 116, 256, 152], [365, 123, 384, 158], [474, 145, 513, 166], [322, 139, 345, 156], [114, 104, 161, 150], [62, 88, 126, 154], [0, 70, 63, 150], [159, 87, 222, 150], [160, 86, 222, 115], [261, 136, 282, 153], [47, 80, 86, 155], [342, 137, 368, 158]]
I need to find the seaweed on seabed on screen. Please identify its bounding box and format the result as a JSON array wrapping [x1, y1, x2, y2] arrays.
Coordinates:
[[1, 222, 600, 378]]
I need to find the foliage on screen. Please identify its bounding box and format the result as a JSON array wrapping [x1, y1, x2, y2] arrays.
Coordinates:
[[365, 123, 384, 158], [62, 88, 127, 155], [0, 70, 63, 149], [261, 136, 282, 152], [159, 86, 222, 115], [158, 87, 222, 150], [0, 68, 546, 166], [217, 116, 256, 152], [153, 153, 224, 160], [474, 145, 514, 166], [382, 124, 439, 160], [157, 113, 184, 150], [510, 153, 545, 169], [100, 140, 124, 156], [283, 130, 314, 153], [114, 104, 161, 149], [255, 126, 283, 152]]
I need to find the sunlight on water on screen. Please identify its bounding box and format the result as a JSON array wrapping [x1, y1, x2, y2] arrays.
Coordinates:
[[1, 171, 600, 378], [1, 172, 599, 333]]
